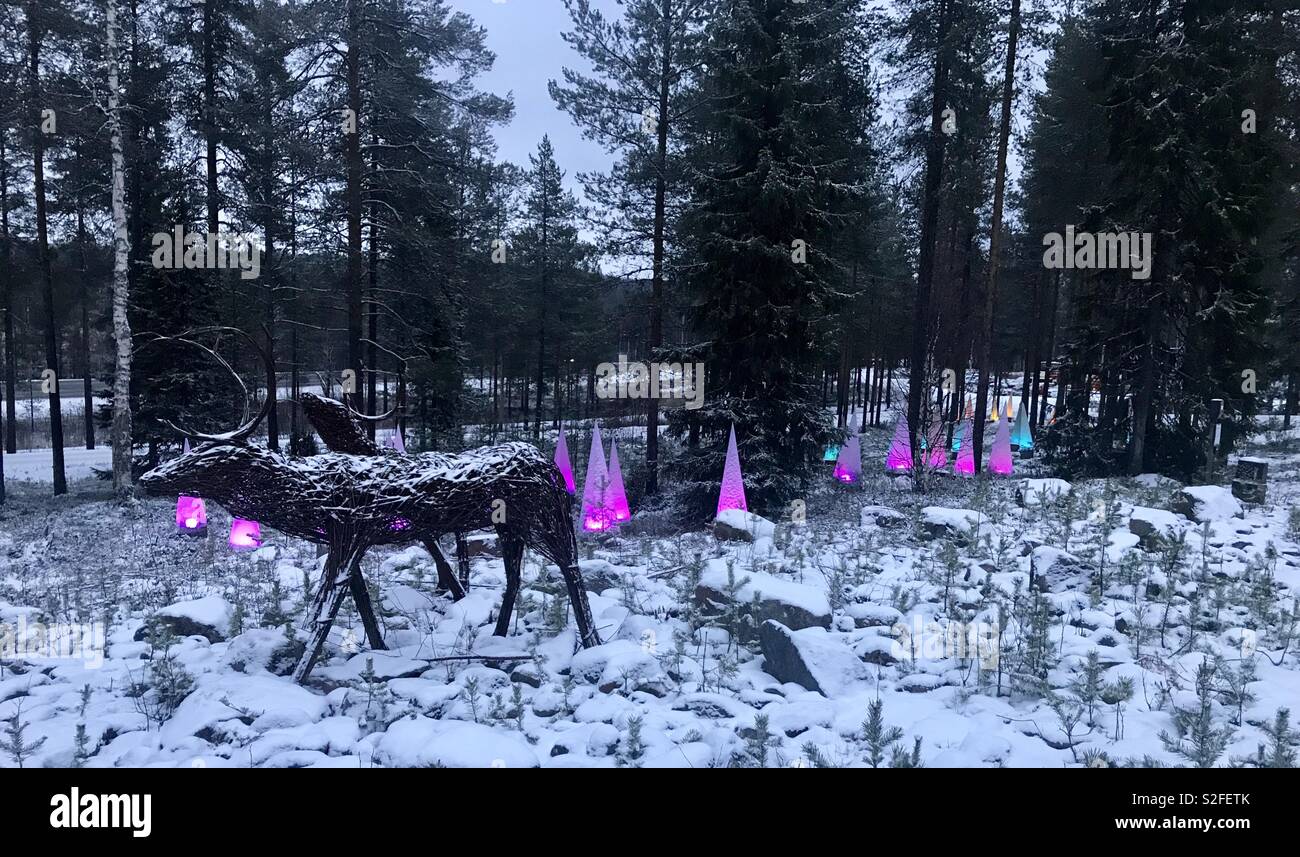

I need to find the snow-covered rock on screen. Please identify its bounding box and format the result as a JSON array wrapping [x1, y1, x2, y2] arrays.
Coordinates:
[[137, 596, 233, 643], [758, 620, 866, 697], [695, 560, 831, 630], [1029, 546, 1092, 592], [375, 717, 539, 768], [1170, 485, 1243, 523], [860, 505, 906, 528], [920, 507, 986, 544], [569, 640, 665, 694], [1015, 478, 1072, 507], [713, 509, 776, 542], [1128, 506, 1184, 550]]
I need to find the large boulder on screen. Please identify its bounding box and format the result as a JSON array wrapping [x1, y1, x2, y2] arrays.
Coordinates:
[[920, 507, 986, 545], [568, 640, 665, 694], [713, 509, 776, 542], [695, 560, 831, 631], [1029, 546, 1093, 592], [860, 505, 907, 529], [136, 596, 232, 643], [1015, 478, 1072, 508], [1170, 485, 1243, 523], [1128, 506, 1184, 551], [758, 620, 865, 697]]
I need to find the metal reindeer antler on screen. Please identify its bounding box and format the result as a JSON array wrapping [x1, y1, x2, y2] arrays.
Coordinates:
[[148, 326, 276, 444]]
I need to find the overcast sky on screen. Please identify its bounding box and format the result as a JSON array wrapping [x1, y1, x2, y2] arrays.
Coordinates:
[[446, 0, 620, 190]]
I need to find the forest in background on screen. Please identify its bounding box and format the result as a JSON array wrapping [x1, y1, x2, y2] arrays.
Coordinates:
[[0, 0, 1295, 520]]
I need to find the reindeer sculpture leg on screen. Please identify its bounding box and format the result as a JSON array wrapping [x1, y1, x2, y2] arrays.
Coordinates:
[[561, 563, 600, 648], [493, 534, 525, 637], [349, 556, 387, 651], [294, 539, 366, 683], [455, 531, 471, 591], [421, 537, 467, 600]]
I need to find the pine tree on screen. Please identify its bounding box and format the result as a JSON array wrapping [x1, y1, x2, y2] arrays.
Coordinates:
[[671, 0, 866, 515]]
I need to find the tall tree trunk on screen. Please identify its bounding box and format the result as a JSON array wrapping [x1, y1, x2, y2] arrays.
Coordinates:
[[366, 134, 379, 438], [76, 140, 94, 449], [262, 92, 279, 451], [28, 2, 66, 494], [344, 0, 364, 410], [1, 128, 15, 455], [972, 0, 1021, 473], [203, 0, 219, 234], [108, 0, 133, 498], [906, 0, 951, 472], [645, 0, 673, 497]]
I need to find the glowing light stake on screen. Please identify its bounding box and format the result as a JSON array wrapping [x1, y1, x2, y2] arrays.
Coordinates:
[[885, 413, 912, 472], [388, 428, 407, 454], [1011, 401, 1033, 450], [988, 398, 1001, 423], [954, 419, 975, 476], [554, 427, 576, 494], [607, 439, 631, 522], [964, 396, 974, 419], [176, 495, 207, 533], [988, 413, 1014, 475], [833, 434, 862, 483], [228, 518, 263, 550], [580, 425, 614, 531], [1006, 398, 1015, 420], [716, 424, 748, 516], [175, 438, 208, 534]]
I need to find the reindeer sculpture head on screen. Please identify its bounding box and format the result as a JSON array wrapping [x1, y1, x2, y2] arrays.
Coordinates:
[[138, 328, 599, 683]]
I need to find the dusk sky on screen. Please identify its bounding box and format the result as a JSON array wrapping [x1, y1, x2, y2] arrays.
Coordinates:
[[446, 0, 620, 192]]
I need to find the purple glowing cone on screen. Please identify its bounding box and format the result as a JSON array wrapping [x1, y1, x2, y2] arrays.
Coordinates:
[[954, 419, 975, 476], [229, 518, 262, 550], [580, 426, 614, 531], [988, 412, 1014, 475], [554, 427, 575, 494], [716, 424, 748, 516], [607, 439, 631, 522], [833, 434, 862, 483], [925, 417, 948, 468], [389, 429, 407, 454], [885, 413, 912, 472]]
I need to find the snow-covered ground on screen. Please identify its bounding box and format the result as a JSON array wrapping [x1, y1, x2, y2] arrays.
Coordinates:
[[1, 420, 1298, 768]]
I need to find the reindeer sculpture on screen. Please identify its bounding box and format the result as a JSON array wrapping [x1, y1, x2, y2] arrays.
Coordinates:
[[138, 331, 600, 683], [296, 391, 474, 599]]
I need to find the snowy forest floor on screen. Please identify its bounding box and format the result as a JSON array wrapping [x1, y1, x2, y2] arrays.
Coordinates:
[[1, 421, 1299, 768]]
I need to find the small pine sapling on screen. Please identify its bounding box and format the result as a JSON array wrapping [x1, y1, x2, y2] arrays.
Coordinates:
[[862, 698, 904, 768]]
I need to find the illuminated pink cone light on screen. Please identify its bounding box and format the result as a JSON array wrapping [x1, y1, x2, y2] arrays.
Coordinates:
[[885, 413, 912, 472], [580, 426, 614, 531], [988, 413, 1014, 475], [554, 427, 575, 493], [607, 438, 631, 522], [954, 419, 975, 476], [716, 424, 748, 516]]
